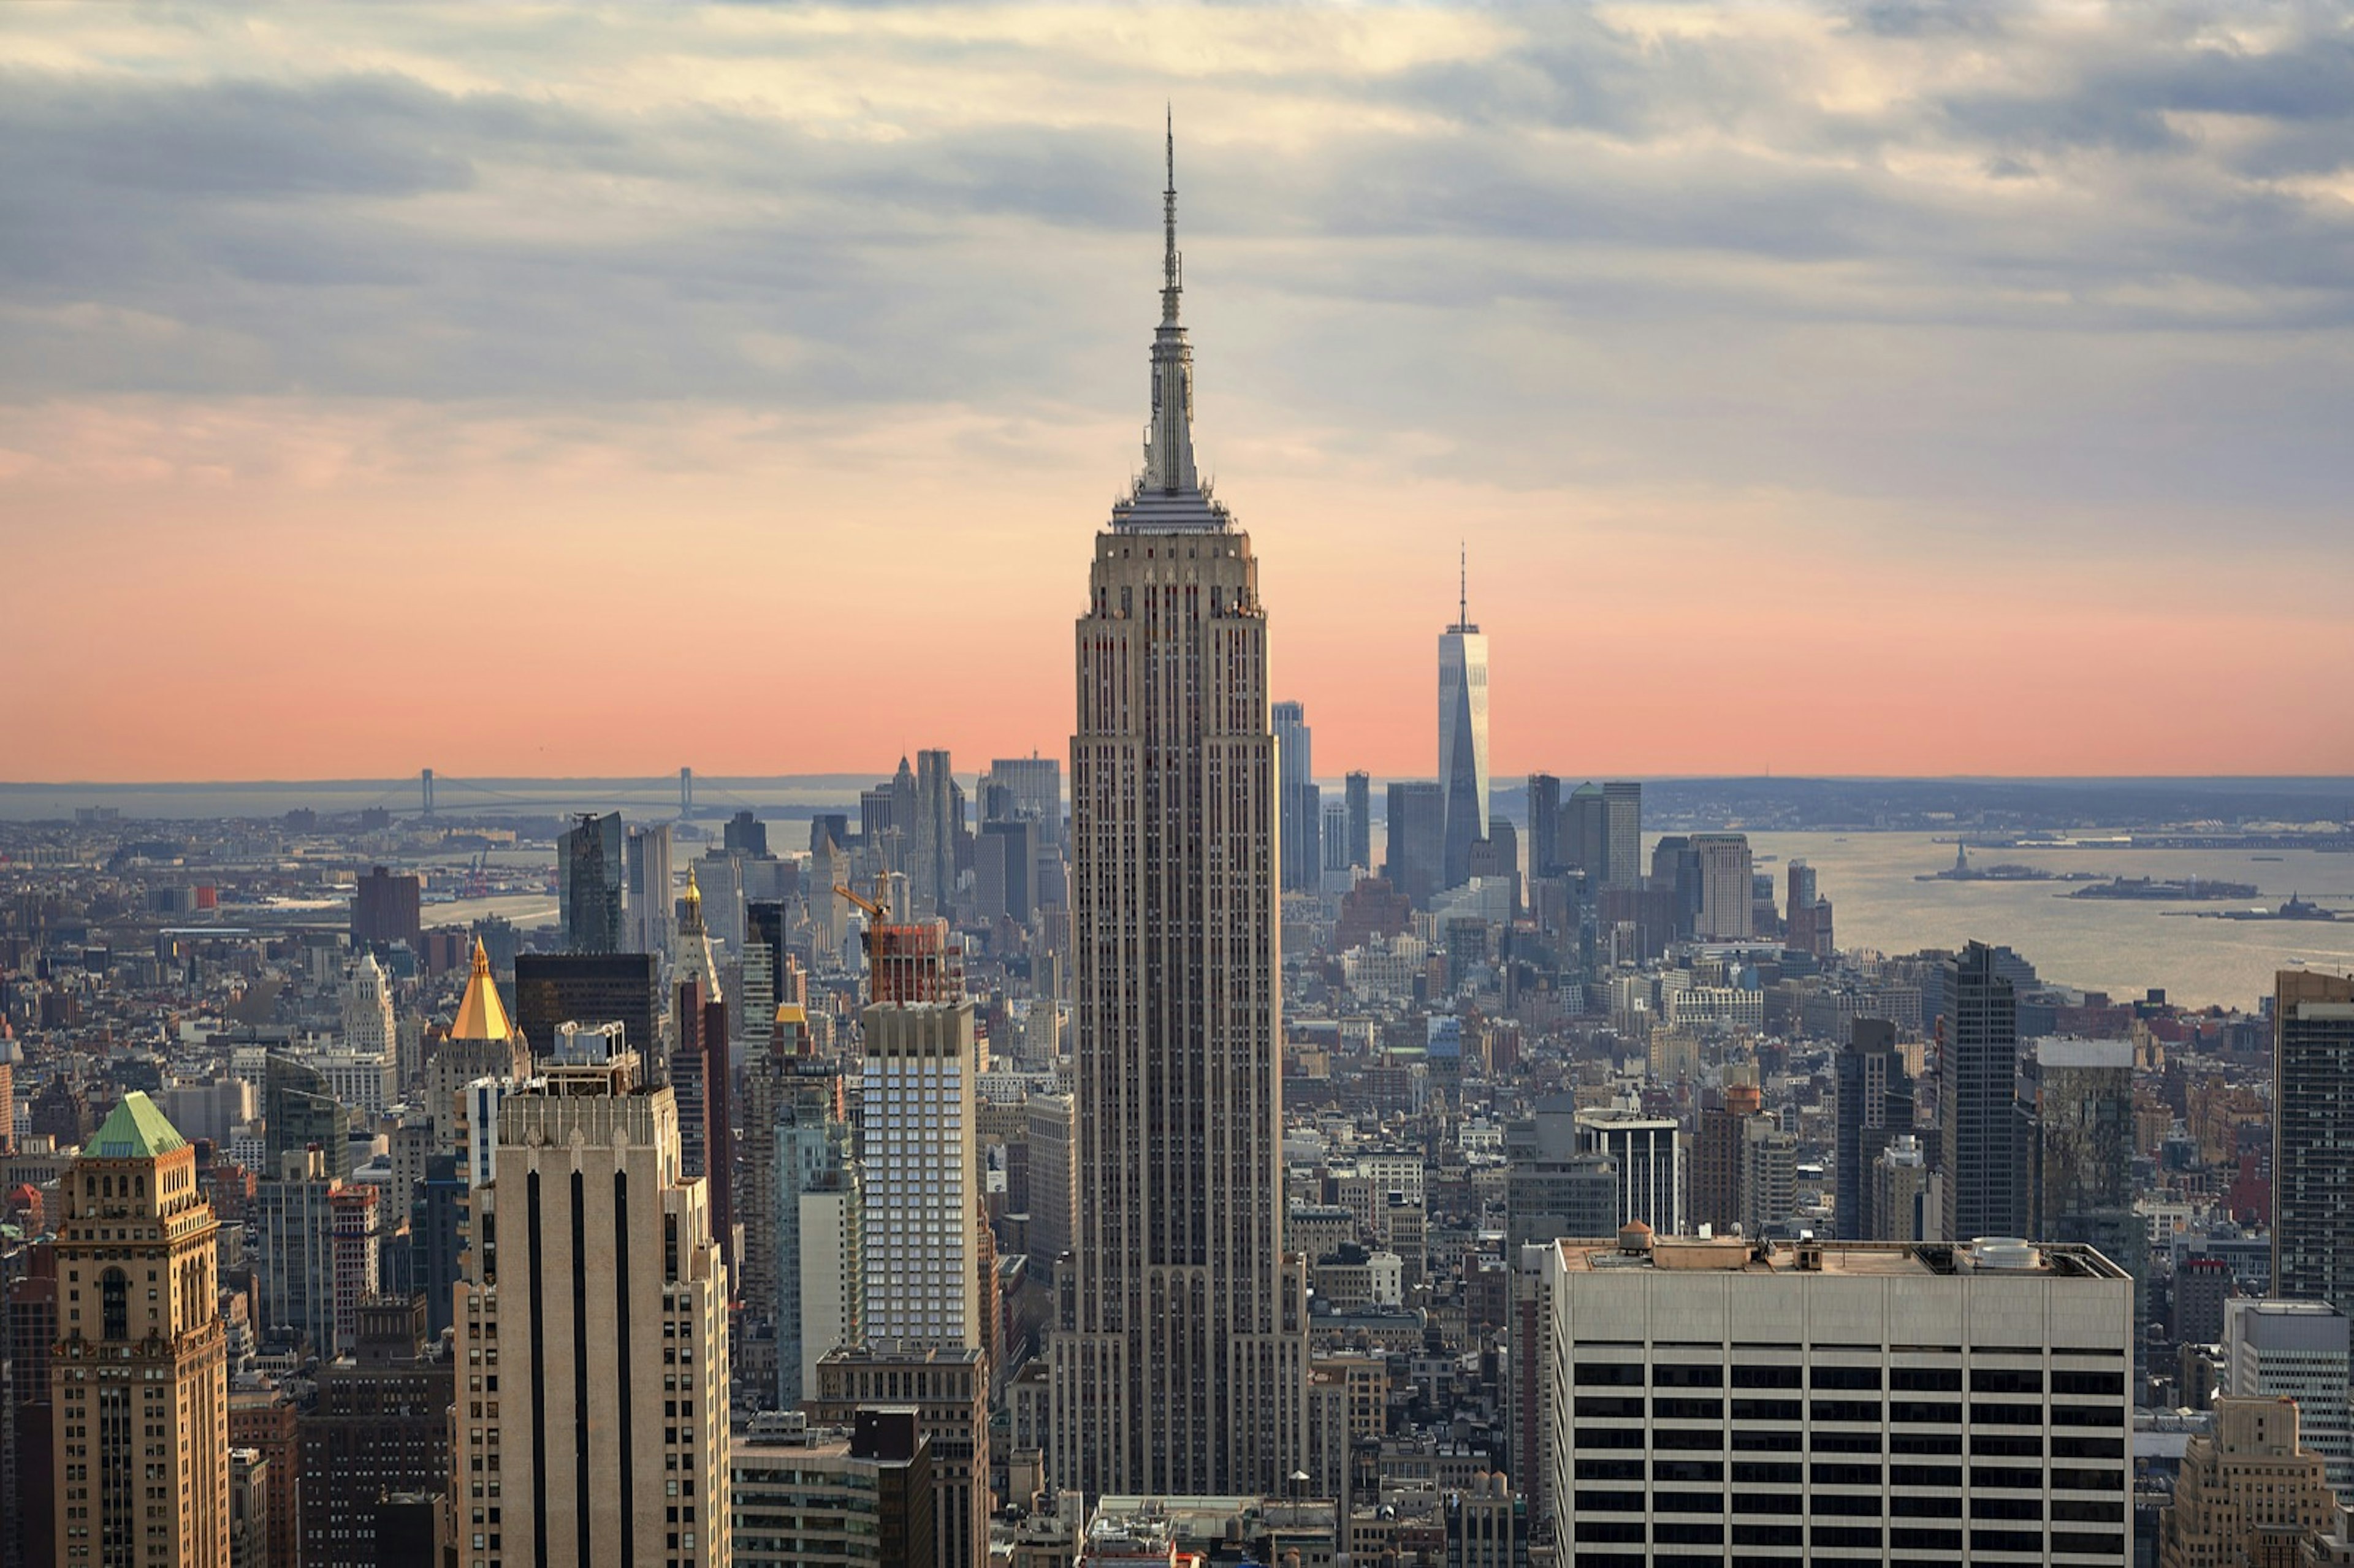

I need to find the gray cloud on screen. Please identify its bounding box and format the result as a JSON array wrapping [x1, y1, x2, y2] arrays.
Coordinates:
[[0, 4, 2350, 530]]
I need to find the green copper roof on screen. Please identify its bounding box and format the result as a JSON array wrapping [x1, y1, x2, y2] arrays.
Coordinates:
[[88, 1092, 189, 1160]]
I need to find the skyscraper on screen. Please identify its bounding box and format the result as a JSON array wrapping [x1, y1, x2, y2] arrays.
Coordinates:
[[1525, 773, 1561, 878], [51, 1094, 229, 1567], [1542, 1235, 2133, 1567], [2222, 1298, 2353, 1497], [1939, 939, 2029, 1243], [1438, 554, 1490, 891], [1051, 127, 1308, 1498], [1834, 1018, 1914, 1240], [1383, 780, 1446, 909], [1344, 771, 1372, 872], [912, 749, 959, 919], [558, 811, 626, 953], [623, 821, 676, 956], [341, 950, 396, 1067], [1561, 781, 1606, 881], [1691, 832, 1753, 940], [512, 951, 663, 1078], [857, 920, 982, 1347], [1600, 780, 1641, 890], [351, 864, 422, 951], [1273, 700, 1320, 893], [450, 1026, 730, 1568], [2274, 970, 2354, 1316]]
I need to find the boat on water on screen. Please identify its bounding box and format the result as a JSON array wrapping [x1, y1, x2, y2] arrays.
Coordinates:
[[2195, 894, 2341, 923]]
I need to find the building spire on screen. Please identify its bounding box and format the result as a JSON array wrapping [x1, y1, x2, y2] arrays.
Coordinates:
[[1140, 108, 1199, 497], [1162, 104, 1180, 324], [1460, 542, 1468, 629]]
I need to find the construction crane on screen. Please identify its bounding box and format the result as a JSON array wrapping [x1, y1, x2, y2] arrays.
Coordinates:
[[832, 881, 888, 923]]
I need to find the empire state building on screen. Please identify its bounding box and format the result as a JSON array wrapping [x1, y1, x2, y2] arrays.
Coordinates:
[[1049, 126, 1309, 1496]]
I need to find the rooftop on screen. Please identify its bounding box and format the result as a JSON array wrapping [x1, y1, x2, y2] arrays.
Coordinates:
[[1555, 1236, 2131, 1281], [87, 1091, 188, 1160]]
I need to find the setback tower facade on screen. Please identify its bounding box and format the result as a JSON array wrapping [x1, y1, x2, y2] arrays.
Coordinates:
[[1050, 126, 1309, 1498]]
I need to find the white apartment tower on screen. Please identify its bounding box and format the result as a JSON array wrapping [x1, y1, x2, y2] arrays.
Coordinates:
[[1051, 124, 1309, 1498], [1438, 551, 1491, 892], [451, 1030, 729, 1568], [858, 933, 982, 1348], [1543, 1235, 2135, 1566]]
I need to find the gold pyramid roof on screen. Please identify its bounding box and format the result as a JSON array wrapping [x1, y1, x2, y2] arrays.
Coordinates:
[[450, 937, 516, 1043]]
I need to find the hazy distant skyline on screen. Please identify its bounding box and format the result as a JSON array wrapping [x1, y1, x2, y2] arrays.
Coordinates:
[[6, 4, 2352, 780]]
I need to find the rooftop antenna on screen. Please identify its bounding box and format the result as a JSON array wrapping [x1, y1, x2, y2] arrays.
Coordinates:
[[1459, 541, 1468, 630], [1162, 104, 1180, 310]]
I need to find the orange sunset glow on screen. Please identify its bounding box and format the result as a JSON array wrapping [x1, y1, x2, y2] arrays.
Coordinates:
[[4, 6, 2350, 782]]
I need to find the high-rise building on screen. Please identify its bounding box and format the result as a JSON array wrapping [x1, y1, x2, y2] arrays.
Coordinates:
[[2222, 1298, 2353, 1498], [1835, 1019, 1914, 1241], [1786, 858, 1835, 958], [1383, 780, 1446, 909], [1574, 1109, 1685, 1236], [2160, 1395, 2339, 1568], [450, 1026, 730, 1567], [2025, 1037, 2143, 1314], [253, 1149, 344, 1352], [1559, 781, 1605, 884], [977, 819, 1038, 925], [912, 749, 960, 919], [985, 756, 1064, 851], [512, 952, 663, 1078], [837, 911, 994, 1568], [1051, 131, 1309, 1500], [1600, 781, 1641, 890], [1026, 1092, 1078, 1270], [264, 1052, 353, 1181], [1273, 701, 1320, 893], [1319, 799, 1350, 883], [671, 869, 727, 1186], [723, 809, 769, 859], [295, 1298, 452, 1568], [2275, 970, 2354, 1317], [858, 915, 984, 1345], [809, 1348, 986, 1568], [342, 951, 397, 1062], [1691, 832, 1754, 940], [51, 1094, 229, 1567], [1526, 774, 1561, 878], [558, 812, 627, 953], [1693, 1075, 1762, 1237], [1438, 557, 1490, 892], [731, 1409, 935, 1568], [1939, 939, 2028, 1244], [351, 865, 423, 952], [775, 1038, 859, 1408], [426, 938, 532, 1186], [0, 1033, 17, 1157], [1503, 1097, 1618, 1249], [1344, 771, 1372, 873], [1542, 1235, 2134, 1565], [623, 822, 676, 957], [1870, 1135, 1931, 1243]]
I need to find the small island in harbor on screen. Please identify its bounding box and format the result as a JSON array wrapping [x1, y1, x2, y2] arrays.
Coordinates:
[[1918, 844, 2099, 883], [2177, 894, 2342, 923], [2066, 875, 2260, 901]]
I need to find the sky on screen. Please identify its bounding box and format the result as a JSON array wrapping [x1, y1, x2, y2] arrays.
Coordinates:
[[4, 2, 2352, 783]]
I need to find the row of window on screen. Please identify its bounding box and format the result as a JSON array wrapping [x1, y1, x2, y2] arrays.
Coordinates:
[[1571, 1524, 2126, 1555], [1573, 1362, 2122, 1396]]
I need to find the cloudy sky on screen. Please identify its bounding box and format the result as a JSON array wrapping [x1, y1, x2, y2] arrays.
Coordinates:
[[4, 2, 2350, 782]]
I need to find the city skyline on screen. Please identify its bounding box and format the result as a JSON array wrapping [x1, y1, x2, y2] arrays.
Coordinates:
[[6, 5, 2353, 780]]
